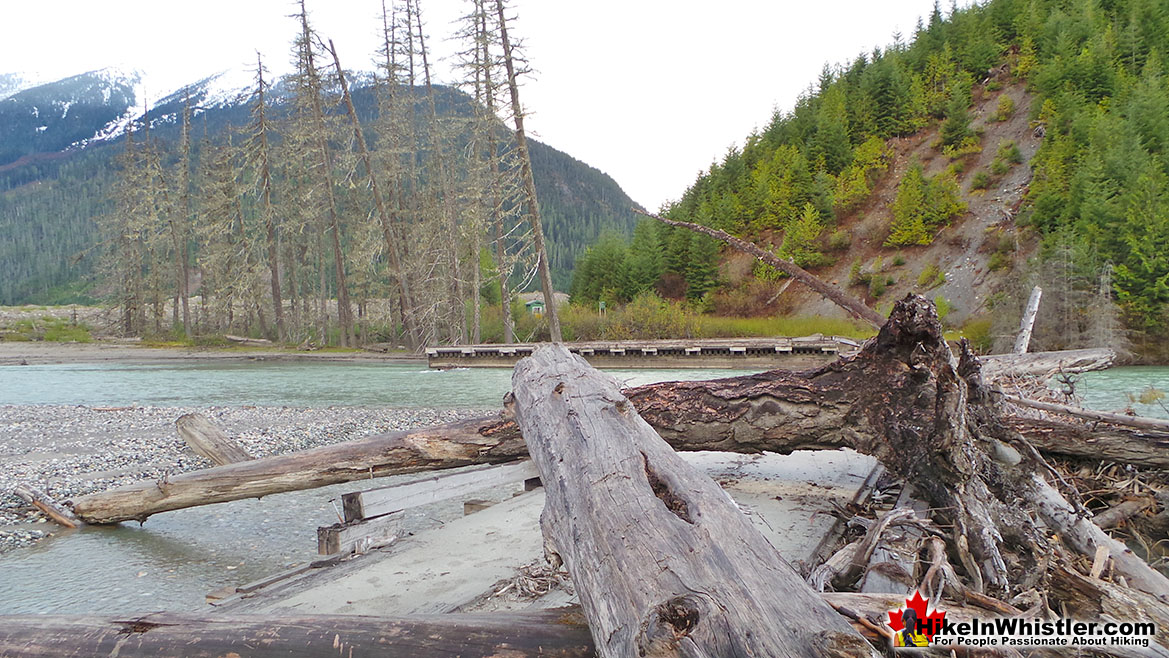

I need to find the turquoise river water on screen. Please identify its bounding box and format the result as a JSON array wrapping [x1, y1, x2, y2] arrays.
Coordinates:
[[0, 361, 1164, 614]]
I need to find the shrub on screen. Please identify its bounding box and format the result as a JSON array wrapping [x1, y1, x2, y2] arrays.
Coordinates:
[[990, 159, 1009, 176], [986, 80, 1003, 92], [934, 295, 953, 323], [603, 291, 699, 340], [988, 251, 1011, 271], [917, 263, 946, 289], [828, 229, 852, 251], [993, 94, 1015, 121], [971, 170, 992, 190], [961, 316, 994, 353], [869, 277, 887, 298], [892, 254, 906, 266], [997, 139, 1023, 164]]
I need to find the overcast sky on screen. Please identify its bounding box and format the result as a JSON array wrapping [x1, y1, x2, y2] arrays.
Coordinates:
[[2, 0, 944, 210]]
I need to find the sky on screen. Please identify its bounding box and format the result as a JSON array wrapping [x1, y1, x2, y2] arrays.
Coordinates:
[[1, 0, 944, 211]]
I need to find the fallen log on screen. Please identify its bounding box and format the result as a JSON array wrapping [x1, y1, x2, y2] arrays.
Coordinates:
[[512, 344, 877, 658], [1009, 416, 1169, 469], [341, 459, 539, 522], [12, 484, 81, 528], [68, 371, 1161, 525], [0, 610, 595, 657], [980, 347, 1114, 379], [224, 334, 273, 347], [1005, 394, 1169, 433], [175, 413, 252, 466], [636, 208, 885, 327], [69, 415, 526, 524]]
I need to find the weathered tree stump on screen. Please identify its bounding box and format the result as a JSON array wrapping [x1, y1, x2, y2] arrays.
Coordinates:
[[512, 344, 877, 658], [625, 295, 1169, 603]]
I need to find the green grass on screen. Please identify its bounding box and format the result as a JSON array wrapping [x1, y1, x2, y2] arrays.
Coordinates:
[[693, 315, 876, 340], [0, 316, 92, 343]]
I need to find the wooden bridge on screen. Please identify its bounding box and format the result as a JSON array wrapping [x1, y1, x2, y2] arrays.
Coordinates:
[[426, 336, 863, 369]]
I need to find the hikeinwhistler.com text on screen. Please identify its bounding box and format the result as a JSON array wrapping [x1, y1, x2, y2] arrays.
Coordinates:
[[928, 618, 1158, 649]]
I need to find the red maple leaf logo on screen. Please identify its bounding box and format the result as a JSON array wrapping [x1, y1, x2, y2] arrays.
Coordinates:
[[888, 590, 947, 641]]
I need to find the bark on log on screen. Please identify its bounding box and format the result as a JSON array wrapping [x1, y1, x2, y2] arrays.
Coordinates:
[[624, 295, 1169, 602], [175, 413, 252, 466], [1009, 416, 1169, 469], [636, 209, 885, 327], [0, 610, 595, 657], [512, 344, 877, 658], [69, 416, 525, 524]]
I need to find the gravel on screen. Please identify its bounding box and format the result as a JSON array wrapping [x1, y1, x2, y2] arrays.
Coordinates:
[[0, 404, 493, 553]]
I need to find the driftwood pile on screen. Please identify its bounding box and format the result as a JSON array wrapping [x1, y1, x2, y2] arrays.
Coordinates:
[[3, 295, 1168, 656]]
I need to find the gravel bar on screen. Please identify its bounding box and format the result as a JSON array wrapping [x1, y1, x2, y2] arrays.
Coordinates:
[[0, 404, 492, 553]]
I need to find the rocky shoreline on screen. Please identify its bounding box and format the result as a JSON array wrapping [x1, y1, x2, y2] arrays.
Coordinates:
[[0, 404, 491, 553]]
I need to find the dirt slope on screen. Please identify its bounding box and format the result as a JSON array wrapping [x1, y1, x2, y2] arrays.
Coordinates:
[[764, 77, 1040, 327]]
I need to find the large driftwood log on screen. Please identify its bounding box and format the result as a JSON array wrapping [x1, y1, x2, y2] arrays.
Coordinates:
[[625, 295, 1169, 603], [0, 610, 595, 657], [1010, 416, 1169, 469], [979, 347, 1114, 379], [69, 370, 1158, 525], [511, 344, 877, 658], [69, 416, 525, 524]]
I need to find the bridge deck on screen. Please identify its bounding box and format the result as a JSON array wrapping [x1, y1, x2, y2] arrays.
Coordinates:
[[426, 336, 862, 369]]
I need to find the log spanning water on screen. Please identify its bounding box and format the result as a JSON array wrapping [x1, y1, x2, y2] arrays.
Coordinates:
[[426, 336, 862, 369]]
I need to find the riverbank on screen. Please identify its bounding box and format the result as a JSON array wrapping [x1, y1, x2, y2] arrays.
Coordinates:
[[0, 405, 491, 553], [0, 341, 425, 366]]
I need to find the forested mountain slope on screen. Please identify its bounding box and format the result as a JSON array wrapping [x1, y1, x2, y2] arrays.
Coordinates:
[[573, 0, 1168, 359], [0, 69, 639, 305]]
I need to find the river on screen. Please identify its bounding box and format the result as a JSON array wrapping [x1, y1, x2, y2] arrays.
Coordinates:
[[0, 361, 1164, 614]]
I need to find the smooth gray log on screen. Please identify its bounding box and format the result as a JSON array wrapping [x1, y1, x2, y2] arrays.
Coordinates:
[[512, 344, 878, 658]]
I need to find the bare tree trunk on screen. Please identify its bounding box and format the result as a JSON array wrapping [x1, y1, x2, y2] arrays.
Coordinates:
[[253, 53, 284, 342], [637, 209, 884, 327], [1014, 285, 1043, 354], [331, 39, 419, 350], [494, 0, 561, 342]]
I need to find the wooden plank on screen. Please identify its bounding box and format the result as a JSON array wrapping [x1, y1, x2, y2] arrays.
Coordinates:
[[0, 610, 596, 657], [512, 345, 877, 658], [317, 512, 400, 556], [176, 413, 252, 466], [342, 460, 540, 522]]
